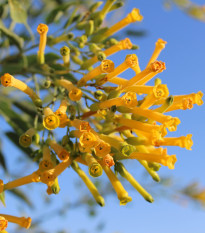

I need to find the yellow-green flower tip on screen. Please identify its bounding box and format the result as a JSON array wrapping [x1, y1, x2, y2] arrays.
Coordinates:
[[145, 194, 154, 203], [89, 163, 103, 177], [121, 145, 134, 157], [43, 114, 60, 130], [33, 98, 43, 107], [60, 46, 70, 56], [51, 179, 60, 194], [19, 134, 32, 148], [119, 196, 132, 206], [90, 103, 100, 111], [97, 196, 105, 207]]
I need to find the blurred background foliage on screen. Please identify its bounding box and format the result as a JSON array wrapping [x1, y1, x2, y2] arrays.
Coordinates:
[[0, 0, 204, 232]]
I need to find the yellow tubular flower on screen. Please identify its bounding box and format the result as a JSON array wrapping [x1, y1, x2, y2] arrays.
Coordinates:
[[39, 146, 54, 171], [81, 38, 132, 69], [71, 161, 105, 206], [130, 107, 180, 131], [94, 140, 111, 157], [47, 177, 60, 195], [0, 216, 8, 231], [165, 98, 194, 112], [79, 143, 92, 153], [139, 160, 160, 182], [98, 8, 143, 41], [130, 152, 177, 170], [83, 153, 103, 177], [54, 99, 69, 127], [48, 140, 70, 161], [78, 59, 115, 87], [40, 157, 71, 186], [122, 85, 154, 95], [101, 163, 132, 205], [98, 54, 139, 85], [116, 162, 154, 202], [60, 46, 70, 67], [43, 107, 60, 130], [37, 23, 49, 64], [146, 39, 167, 67], [79, 132, 98, 148], [103, 154, 115, 168], [79, 121, 91, 132], [0, 215, 31, 229], [139, 84, 169, 109], [56, 79, 83, 101], [0, 172, 40, 193], [107, 76, 128, 86], [98, 92, 137, 109], [173, 91, 203, 106], [19, 128, 36, 148], [0, 73, 42, 107], [157, 134, 193, 150]]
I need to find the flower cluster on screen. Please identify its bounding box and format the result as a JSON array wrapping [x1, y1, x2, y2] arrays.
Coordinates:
[[0, 0, 203, 231]]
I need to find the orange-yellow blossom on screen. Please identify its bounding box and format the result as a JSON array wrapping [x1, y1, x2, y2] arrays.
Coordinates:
[[48, 140, 70, 161], [19, 128, 36, 148], [94, 140, 111, 157], [54, 99, 69, 127], [155, 134, 193, 150], [43, 107, 60, 130], [83, 153, 103, 177], [146, 39, 167, 67], [130, 152, 177, 169], [1, 73, 42, 106], [37, 23, 49, 64], [39, 146, 54, 171], [78, 59, 115, 86], [103, 154, 115, 168], [140, 84, 169, 109], [0, 214, 31, 229], [0, 216, 8, 231], [56, 79, 82, 101], [100, 162, 132, 205], [81, 38, 132, 69], [79, 132, 99, 148]]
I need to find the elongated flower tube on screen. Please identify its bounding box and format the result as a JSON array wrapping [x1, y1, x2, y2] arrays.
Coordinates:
[[97, 54, 139, 85], [103, 154, 115, 168], [130, 152, 177, 169], [55, 79, 82, 101], [78, 59, 115, 87], [0, 214, 31, 229], [107, 76, 128, 86], [146, 39, 167, 67], [39, 146, 54, 171], [97, 92, 137, 109], [48, 139, 70, 161], [0, 172, 40, 193], [71, 161, 105, 206], [154, 96, 174, 113], [156, 134, 193, 150], [0, 73, 42, 107], [122, 85, 155, 95], [92, 8, 143, 42], [40, 157, 72, 186], [173, 91, 203, 106], [94, 140, 111, 157], [100, 162, 132, 205], [121, 61, 165, 89], [81, 38, 132, 69], [0, 216, 8, 231], [83, 153, 103, 177], [165, 98, 193, 112], [46, 177, 60, 195], [54, 99, 69, 127], [37, 23, 48, 64], [43, 107, 60, 130], [19, 128, 36, 148], [60, 46, 70, 67], [115, 162, 154, 202], [139, 84, 169, 109], [130, 107, 180, 131]]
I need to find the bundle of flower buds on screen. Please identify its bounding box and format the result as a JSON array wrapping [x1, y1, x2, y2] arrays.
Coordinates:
[[0, 0, 203, 231]]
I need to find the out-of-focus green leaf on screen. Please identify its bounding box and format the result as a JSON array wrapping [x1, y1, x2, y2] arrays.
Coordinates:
[[5, 132, 33, 158], [0, 146, 7, 172], [8, 0, 27, 24], [0, 99, 30, 133], [8, 189, 33, 208], [45, 53, 61, 63], [13, 100, 37, 117], [0, 192, 6, 207], [0, 20, 24, 49], [126, 29, 147, 37]]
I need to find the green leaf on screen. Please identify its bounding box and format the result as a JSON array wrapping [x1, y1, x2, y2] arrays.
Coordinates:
[[0, 192, 6, 207], [0, 20, 24, 49], [0, 145, 7, 172], [8, 189, 33, 208], [45, 53, 61, 63], [8, 0, 27, 24]]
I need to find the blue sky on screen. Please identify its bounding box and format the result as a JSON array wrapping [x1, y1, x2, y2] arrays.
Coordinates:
[[0, 0, 205, 232]]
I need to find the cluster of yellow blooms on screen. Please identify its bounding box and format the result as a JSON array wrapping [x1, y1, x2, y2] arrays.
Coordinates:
[[0, 1, 203, 231]]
